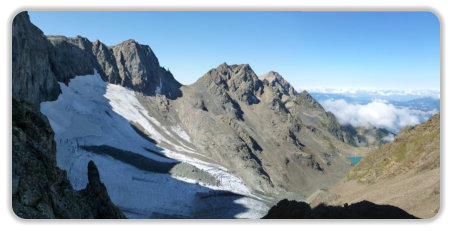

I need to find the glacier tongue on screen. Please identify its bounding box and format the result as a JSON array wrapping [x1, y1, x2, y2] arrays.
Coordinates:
[[40, 70, 269, 218]]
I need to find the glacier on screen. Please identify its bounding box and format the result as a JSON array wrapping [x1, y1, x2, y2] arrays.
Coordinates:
[[40, 70, 270, 218]]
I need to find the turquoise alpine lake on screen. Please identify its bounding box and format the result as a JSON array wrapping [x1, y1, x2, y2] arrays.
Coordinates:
[[347, 157, 363, 166]]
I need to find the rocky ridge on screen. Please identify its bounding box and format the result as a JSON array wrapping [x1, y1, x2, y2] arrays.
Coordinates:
[[47, 36, 182, 99], [13, 12, 181, 109]]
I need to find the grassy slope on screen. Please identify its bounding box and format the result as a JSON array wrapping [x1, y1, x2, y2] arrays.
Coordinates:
[[320, 113, 440, 218]]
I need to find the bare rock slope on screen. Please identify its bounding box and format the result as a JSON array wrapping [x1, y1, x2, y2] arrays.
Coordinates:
[[167, 63, 366, 199]]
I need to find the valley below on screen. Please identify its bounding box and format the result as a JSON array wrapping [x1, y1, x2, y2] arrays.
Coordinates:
[[11, 11, 440, 219]]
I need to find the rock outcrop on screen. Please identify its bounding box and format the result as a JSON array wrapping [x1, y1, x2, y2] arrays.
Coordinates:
[[12, 99, 124, 218], [262, 199, 417, 219]]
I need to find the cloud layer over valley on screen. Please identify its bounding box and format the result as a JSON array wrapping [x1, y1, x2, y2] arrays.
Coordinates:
[[321, 99, 438, 132], [300, 88, 440, 100]]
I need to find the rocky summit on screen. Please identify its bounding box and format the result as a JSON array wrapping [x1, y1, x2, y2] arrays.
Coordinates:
[[12, 12, 181, 109], [170, 62, 380, 199], [47, 36, 182, 99], [259, 71, 297, 96]]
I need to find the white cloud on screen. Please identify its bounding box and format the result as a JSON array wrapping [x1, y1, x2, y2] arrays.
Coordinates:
[[298, 87, 440, 99], [321, 99, 437, 132], [382, 134, 395, 142]]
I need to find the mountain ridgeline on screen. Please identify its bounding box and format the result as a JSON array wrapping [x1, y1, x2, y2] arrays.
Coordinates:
[[13, 12, 181, 109], [173, 62, 380, 197], [12, 11, 397, 218]]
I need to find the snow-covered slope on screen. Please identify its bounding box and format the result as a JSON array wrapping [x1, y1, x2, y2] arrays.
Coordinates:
[[40, 70, 269, 218]]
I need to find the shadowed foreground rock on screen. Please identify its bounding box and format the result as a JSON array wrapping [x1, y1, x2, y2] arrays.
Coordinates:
[[262, 199, 418, 219], [79, 161, 125, 218], [12, 99, 124, 219]]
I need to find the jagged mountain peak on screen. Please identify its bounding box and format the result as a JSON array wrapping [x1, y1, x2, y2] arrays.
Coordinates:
[[259, 71, 282, 82], [92, 39, 108, 47], [113, 38, 149, 50], [108, 39, 182, 98], [218, 61, 229, 68], [111, 39, 158, 61], [121, 38, 138, 44], [194, 62, 263, 105], [15, 12, 182, 100], [196, 62, 257, 87], [214, 62, 253, 75], [297, 90, 323, 107], [75, 34, 90, 41], [259, 71, 296, 96]]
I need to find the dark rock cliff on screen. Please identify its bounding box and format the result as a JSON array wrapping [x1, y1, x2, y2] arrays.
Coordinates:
[[12, 99, 125, 218], [12, 12, 125, 219], [12, 12, 61, 106]]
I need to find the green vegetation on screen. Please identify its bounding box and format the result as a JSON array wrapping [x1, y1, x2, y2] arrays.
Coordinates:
[[344, 113, 440, 185]]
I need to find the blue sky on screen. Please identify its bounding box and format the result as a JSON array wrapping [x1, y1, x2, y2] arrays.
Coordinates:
[[28, 11, 440, 90]]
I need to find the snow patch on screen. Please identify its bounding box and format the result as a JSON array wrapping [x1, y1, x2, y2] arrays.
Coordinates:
[[170, 125, 192, 143], [40, 71, 268, 218]]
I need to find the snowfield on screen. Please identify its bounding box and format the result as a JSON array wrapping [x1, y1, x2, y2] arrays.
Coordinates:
[[40, 71, 269, 218]]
